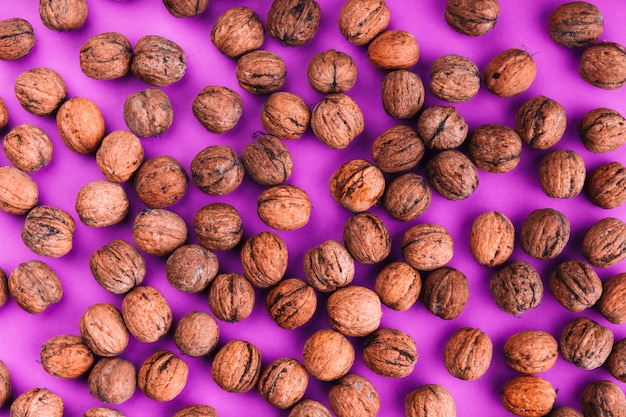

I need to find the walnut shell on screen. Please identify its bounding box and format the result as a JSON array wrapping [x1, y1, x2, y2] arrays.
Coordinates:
[[241, 231, 288, 288], [90, 239, 146, 294], [445, 0, 500, 36], [132, 209, 188, 256], [211, 7, 264, 59], [405, 384, 456, 417], [363, 328, 417, 378], [515, 95, 567, 150], [417, 105, 468, 150], [582, 217, 626, 268], [258, 358, 308, 409], [330, 159, 385, 213], [470, 211, 515, 267], [329, 374, 380, 417], [422, 266, 469, 320], [581, 380, 626, 417], [311, 94, 364, 150], [371, 125, 424, 173], [88, 357, 137, 404], [123, 88, 173, 138], [211, 340, 262, 393], [80, 303, 129, 357], [343, 212, 391, 265], [191, 145, 243, 196], [383, 173, 432, 222], [163, 0, 209, 18], [607, 337, 626, 382], [484, 48, 536, 97], [490, 261, 543, 315], [367, 30, 419, 70], [166, 244, 218, 293], [548, 407, 583, 417], [289, 400, 332, 417], [3, 124, 53, 172], [208, 272, 255, 323], [192, 86, 242, 134], [267, 0, 320, 46], [520, 208, 570, 260], [549, 2, 603, 48], [173, 405, 217, 417], [586, 161, 626, 209], [39, 0, 88, 31], [261, 92, 311, 140], [0, 360, 11, 408], [468, 124, 522, 173], [444, 327, 492, 380], [429, 54, 481, 102], [76, 180, 129, 228], [597, 273, 626, 324], [10, 388, 64, 417], [22, 205, 75, 258], [9, 260, 62, 314], [381, 69, 425, 119], [56, 97, 106, 154], [560, 316, 613, 370], [174, 311, 219, 357], [549, 260, 602, 313], [0, 96, 7, 129], [257, 185, 312, 230], [131, 35, 186, 86], [501, 376, 556, 417], [308, 49, 357, 94], [0, 165, 38, 215], [539, 150, 586, 199], [304, 239, 354, 292], [579, 42, 626, 90], [134, 155, 188, 208], [503, 330, 558, 374], [96, 130, 144, 183], [84, 407, 125, 417], [302, 328, 354, 381], [14, 67, 67, 116], [80, 32, 132, 80], [327, 285, 382, 337], [121, 285, 173, 343], [0, 268, 7, 308], [402, 223, 453, 271], [137, 350, 188, 401], [194, 203, 243, 250], [579, 108, 626, 153], [40, 334, 94, 379], [338, 0, 390, 46], [241, 134, 293, 186], [0, 18, 35, 60], [236, 50, 286, 95], [266, 278, 317, 329], [425, 149, 479, 200], [374, 261, 421, 312]]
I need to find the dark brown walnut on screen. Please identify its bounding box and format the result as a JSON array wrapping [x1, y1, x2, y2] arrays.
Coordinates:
[[241, 231, 288, 288], [166, 244, 218, 293], [88, 357, 136, 404], [338, 0, 389, 46], [308, 49, 357, 94], [579, 108, 626, 153], [137, 350, 188, 401], [3, 124, 53, 172], [469, 211, 515, 267], [422, 266, 469, 320], [405, 384, 456, 417], [241, 135, 293, 186], [302, 328, 355, 381], [607, 338, 626, 382], [371, 125, 424, 173], [14, 67, 67, 116], [211, 340, 262, 393], [211, 7, 264, 58], [560, 316, 613, 369], [444, 327, 492, 380], [132, 209, 188, 256], [76, 180, 129, 228], [468, 124, 522, 173], [90, 239, 146, 294], [124, 88, 173, 138], [402, 223, 453, 271], [257, 185, 312, 230], [329, 373, 380, 417], [80, 303, 129, 357], [84, 407, 125, 417], [579, 42, 626, 90], [121, 285, 173, 343], [383, 173, 432, 222], [57, 97, 106, 154], [503, 330, 558, 374], [311, 94, 364, 150], [548, 407, 583, 417], [520, 208, 570, 260], [304, 239, 354, 292], [173, 405, 218, 417], [96, 130, 144, 183], [484, 48, 536, 97], [516, 95, 567, 150], [258, 358, 308, 409], [327, 285, 382, 337], [208, 272, 255, 323], [344, 212, 391, 265], [261, 92, 311, 140], [192, 86, 242, 134], [289, 400, 332, 417], [363, 328, 417, 378], [0, 18, 35, 60], [9, 260, 62, 314], [194, 203, 242, 250], [22, 205, 75, 258], [266, 278, 317, 329], [330, 159, 385, 213], [10, 388, 64, 417], [501, 376, 556, 417], [236, 50, 286, 95], [134, 155, 188, 208], [381, 70, 425, 119], [375, 262, 421, 312], [40, 334, 94, 379], [549, 260, 602, 312], [549, 2, 603, 48], [490, 261, 543, 315], [39, 0, 88, 31], [425, 149, 479, 200], [587, 162, 626, 209], [598, 273, 626, 324], [0, 97, 7, 129], [0, 360, 10, 408], [174, 311, 219, 357], [445, 0, 500, 36], [417, 105, 468, 150], [540, 150, 587, 199], [582, 217, 626, 267], [80, 32, 132, 80], [163, 0, 209, 18], [430, 54, 481, 102], [0, 268, 7, 308], [267, 0, 320, 46], [0, 166, 38, 215], [191, 145, 243, 196], [581, 380, 626, 417], [131, 35, 186, 86], [367, 30, 419, 71]]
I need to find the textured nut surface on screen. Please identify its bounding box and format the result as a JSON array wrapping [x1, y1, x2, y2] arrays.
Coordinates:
[[22, 205, 75, 258], [445, 0, 500, 36], [503, 330, 558, 374], [327, 285, 382, 337], [587, 162, 626, 209], [261, 92, 311, 140], [484, 48, 536, 97], [14, 67, 67, 116], [425, 149, 479, 200], [257, 185, 312, 230], [163, 0, 209, 18], [80, 32, 132, 80], [580, 380, 626, 417], [470, 211, 515, 267], [211, 7, 264, 58], [39, 0, 88, 31], [490, 261, 543, 315], [381, 69, 425, 119], [0, 360, 10, 408], [417, 105, 468, 150], [597, 273, 626, 324], [520, 208, 570, 260], [56, 97, 106, 154], [236, 50, 286, 95], [40, 334, 94, 379], [241, 135, 293, 186], [0, 268, 7, 308], [241, 231, 287, 288], [174, 311, 219, 357], [208, 272, 255, 323], [343, 212, 391, 265], [121, 285, 173, 343], [539, 150, 586, 199], [549, 2, 603, 48], [0, 165, 38, 215], [444, 327, 492, 380], [329, 373, 380, 417], [3, 124, 53, 172], [308, 49, 357, 94], [0, 97, 7, 129], [367, 30, 419, 70], [548, 407, 583, 417], [501, 375, 556, 417], [402, 223, 454, 271], [96, 130, 144, 183], [582, 217, 626, 268], [83, 407, 125, 417], [330, 159, 385, 213], [124, 88, 173, 138], [311, 94, 364, 150], [429, 54, 480, 102], [80, 303, 129, 357], [0, 18, 35, 60], [560, 316, 613, 370], [579, 42, 626, 90], [10, 387, 64, 417], [191, 145, 243, 196], [88, 357, 136, 404], [131, 35, 186, 86], [90, 239, 146, 294], [363, 328, 418, 378], [383, 173, 432, 222], [266, 278, 317, 329], [137, 350, 188, 401], [132, 209, 188, 256], [258, 358, 308, 409], [267, 0, 321, 46], [579, 108, 626, 153], [304, 239, 354, 292], [76, 180, 129, 228], [607, 338, 626, 382], [405, 384, 456, 417], [9, 260, 62, 314], [371, 125, 424, 173], [375, 262, 421, 312], [302, 329, 355, 381], [194, 203, 242, 250], [468, 124, 522, 173], [173, 405, 217, 417], [338, 0, 389, 46], [515, 95, 567, 150], [192, 86, 242, 134], [166, 244, 218, 293], [289, 399, 332, 417], [549, 259, 602, 312], [422, 266, 468, 320], [211, 340, 262, 393]]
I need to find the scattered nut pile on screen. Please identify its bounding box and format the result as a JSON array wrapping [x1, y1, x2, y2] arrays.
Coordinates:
[[0, 0, 625, 416]]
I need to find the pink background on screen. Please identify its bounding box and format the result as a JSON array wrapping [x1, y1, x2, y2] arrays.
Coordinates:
[[1, 1, 625, 416]]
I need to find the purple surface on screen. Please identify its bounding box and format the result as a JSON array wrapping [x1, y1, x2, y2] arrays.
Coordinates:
[[0, 1, 625, 416]]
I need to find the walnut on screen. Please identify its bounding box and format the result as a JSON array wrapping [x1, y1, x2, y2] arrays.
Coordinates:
[[131, 35, 186, 86], [96, 130, 144, 183], [194, 203, 242, 250], [549, 260, 602, 313], [549, 2, 604, 48], [503, 330, 558, 374], [3, 124, 53, 172], [257, 358, 308, 409], [302, 328, 355, 381], [132, 209, 188, 256], [163, 0, 209, 18], [490, 261, 543, 315], [308, 49, 357, 94], [429, 54, 481, 102], [134, 155, 188, 208], [539, 150, 586, 198], [88, 357, 136, 404], [166, 244, 218, 293], [191, 145, 243, 196], [343, 212, 391, 265], [586, 161, 626, 209], [469, 211, 515, 267], [266, 0, 321, 46], [402, 223, 454, 271], [80, 303, 128, 357], [90, 239, 146, 294], [367, 30, 419, 70], [75, 180, 129, 228], [425, 149, 479, 200], [10, 388, 64, 417], [581, 217, 626, 267], [0, 268, 7, 308], [173, 405, 217, 417], [381, 70, 425, 119], [607, 337, 626, 382], [241, 231, 288, 288], [515, 95, 567, 150], [328, 374, 380, 417], [500, 376, 556, 417], [382, 173, 431, 222], [311, 94, 364, 150], [260, 92, 311, 140], [80, 32, 132, 80], [579, 42, 626, 90], [0, 18, 35, 60], [375, 262, 421, 312], [40, 334, 94, 379], [443, 327, 492, 380], [137, 350, 188, 401], [266, 278, 317, 329], [8, 260, 62, 314], [330, 159, 385, 213], [39, 0, 88, 31], [257, 185, 312, 231], [174, 311, 219, 357], [363, 328, 417, 378], [241, 135, 293, 186], [211, 7, 264, 59], [0, 165, 38, 215], [121, 285, 173, 343], [445, 0, 500, 36], [417, 105, 468, 150], [560, 316, 613, 370], [468, 124, 522, 173], [208, 272, 255, 323], [422, 266, 469, 320], [0, 97, 7, 129], [211, 340, 262, 393], [405, 384, 456, 417], [371, 125, 424, 173], [236, 50, 286, 95], [581, 380, 626, 417], [0, 361, 10, 408], [579, 108, 626, 153], [338, 0, 390, 46], [14, 67, 67, 116], [84, 407, 125, 417], [123, 88, 173, 138], [304, 240, 354, 292], [484, 48, 536, 97], [520, 208, 570, 260], [289, 400, 332, 417], [192, 86, 242, 134], [22, 205, 75, 258], [597, 273, 626, 324], [56, 97, 106, 154], [327, 285, 382, 337], [548, 407, 583, 417]]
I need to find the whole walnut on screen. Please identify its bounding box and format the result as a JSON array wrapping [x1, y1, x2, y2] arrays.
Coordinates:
[[192, 86, 242, 134], [9, 260, 62, 314], [80, 32, 132, 80], [343, 212, 391, 265], [327, 285, 382, 337], [240, 232, 287, 289], [236, 50, 286, 94], [607, 338, 626, 382], [261, 92, 311, 140], [371, 125, 424, 173], [560, 316, 613, 370], [503, 330, 558, 374], [304, 239, 354, 292], [211, 340, 262, 393], [39, 0, 88, 31], [484, 48, 536, 97], [289, 400, 332, 417], [308, 49, 357, 94], [383, 173, 432, 222], [257, 358, 308, 409], [469, 211, 515, 267], [417, 105, 468, 150], [580, 380, 626, 417], [80, 303, 129, 357], [381, 70, 424, 119], [194, 203, 243, 250], [445, 0, 500, 36], [3, 124, 53, 172], [22, 205, 75, 258], [0, 165, 38, 215], [363, 328, 418, 378], [501, 376, 556, 417], [266, 278, 317, 329], [520, 208, 570, 260], [166, 244, 218, 293], [131, 35, 186, 86], [266, 0, 320, 46], [14, 67, 67, 116], [515, 96, 567, 150], [10, 388, 64, 417], [443, 327, 492, 380], [191, 145, 243, 196], [40, 334, 94, 379], [84, 407, 125, 417], [330, 159, 385, 213], [134, 155, 188, 208], [0, 18, 35, 60], [96, 130, 144, 183], [123, 88, 173, 138], [174, 311, 219, 357], [173, 405, 217, 417], [490, 261, 543, 315], [241, 135, 293, 186], [88, 357, 137, 404], [302, 328, 354, 381], [76, 180, 129, 228], [402, 223, 453, 271], [211, 7, 264, 59], [425, 149, 479, 200], [405, 384, 456, 417], [586, 162, 626, 209], [539, 150, 586, 199], [137, 350, 188, 401], [579, 42, 626, 90], [549, 260, 602, 313], [132, 209, 188, 256], [208, 272, 255, 323], [328, 373, 380, 417], [468, 124, 522, 173], [90, 239, 146, 294], [375, 262, 421, 312], [338, 0, 390, 46], [597, 273, 626, 324], [429, 54, 480, 102], [122, 285, 173, 343], [422, 266, 469, 320], [549, 2, 603, 48], [56, 97, 106, 154], [311, 94, 364, 150], [368, 30, 419, 71], [582, 217, 626, 268], [163, 0, 209, 18], [579, 108, 626, 153], [257, 185, 312, 231], [0, 360, 10, 408]]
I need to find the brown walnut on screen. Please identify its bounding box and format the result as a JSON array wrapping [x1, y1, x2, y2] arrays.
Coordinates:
[[131, 35, 186, 86], [327, 285, 382, 337], [560, 316, 613, 370], [302, 328, 354, 381], [330, 159, 385, 212], [425, 149, 479, 200], [515, 95, 567, 150], [489, 261, 543, 315], [363, 328, 418, 378], [163, 0, 209, 18], [9, 260, 62, 314], [211, 340, 262, 393], [134, 155, 188, 208], [539, 150, 586, 198], [421, 266, 469, 320], [192, 86, 242, 134], [10, 388, 64, 417], [194, 203, 242, 250], [289, 400, 332, 417], [329, 374, 380, 417], [40, 334, 94, 379], [586, 161, 626, 209], [76, 180, 129, 228], [22, 205, 75, 258], [211, 7, 264, 59], [166, 244, 218, 293], [0, 360, 10, 408], [371, 125, 424, 173], [484, 48, 536, 97], [469, 211, 515, 267], [443, 327, 492, 380], [132, 209, 188, 256], [257, 358, 308, 409], [503, 330, 558, 374], [241, 231, 287, 289], [14, 67, 67, 116], [368, 30, 419, 70], [381, 70, 425, 119], [84, 407, 125, 417], [549, 2, 604, 48], [137, 350, 188, 401], [501, 375, 556, 417], [241, 135, 293, 186], [3, 124, 53, 172], [80, 32, 132, 80], [429, 54, 480, 102], [121, 285, 173, 343], [191, 145, 243, 196], [405, 384, 456, 417], [56, 97, 106, 154], [236, 50, 286, 95], [88, 357, 136, 404], [261, 92, 311, 140], [0, 268, 7, 308], [520, 208, 570, 260], [39, 0, 88, 31], [0, 18, 35, 60], [417, 105, 468, 150], [174, 311, 219, 357], [266, 278, 317, 330], [303, 240, 354, 292], [308, 49, 357, 94], [90, 239, 146, 294], [80, 303, 129, 357], [267, 0, 321, 46], [343, 212, 391, 265], [607, 338, 626, 382], [468, 124, 522, 173], [208, 272, 255, 323], [445, 0, 500, 36], [257, 185, 312, 230], [0, 165, 38, 215], [338, 0, 390, 46], [124, 88, 173, 138], [581, 217, 626, 267], [581, 380, 626, 417], [383, 173, 431, 222], [173, 405, 217, 417], [549, 259, 602, 313], [597, 273, 626, 324], [375, 262, 421, 312], [402, 223, 454, 271], [579, 108, 626, 153], [0, 97, 7, 129], [96, 130, 144, 183], [548, 407, 583, 417], [311, 94, 364, 150], [579, 42, 626, 90]]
